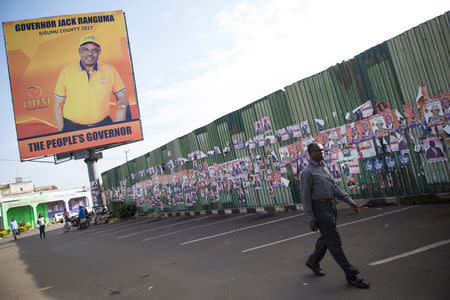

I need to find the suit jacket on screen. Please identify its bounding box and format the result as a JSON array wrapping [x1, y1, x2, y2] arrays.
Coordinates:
[[426, 147, 444, 159]]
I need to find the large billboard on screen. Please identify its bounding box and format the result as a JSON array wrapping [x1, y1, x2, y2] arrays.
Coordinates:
[[3, 11, 143, 160]]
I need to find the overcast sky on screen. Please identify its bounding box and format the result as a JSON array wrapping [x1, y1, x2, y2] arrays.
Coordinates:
[[0, 0, 448, 188]]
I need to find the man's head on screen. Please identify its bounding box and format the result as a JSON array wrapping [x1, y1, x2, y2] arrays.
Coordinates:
[[78, 34, 101, 67], [431, 105, 440, 116], [429, 140, 435, 148], [362, 122, 369, 131], [307, 142, 323, 163], [376, 120, 383, 129], [442, 98, 449, 109], [385, 114, 393, 124]]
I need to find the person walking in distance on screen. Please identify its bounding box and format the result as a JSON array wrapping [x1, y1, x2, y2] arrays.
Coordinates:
[[10, 218, 19, 240], [300, 142, 370, 288], [37, 213, 46, 239]]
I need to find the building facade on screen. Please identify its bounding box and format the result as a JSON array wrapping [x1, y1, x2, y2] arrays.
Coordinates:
[[0, 178, 92, 229]]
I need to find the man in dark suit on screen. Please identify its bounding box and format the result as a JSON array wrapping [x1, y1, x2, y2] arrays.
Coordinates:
[[426, 140, 444, 159]]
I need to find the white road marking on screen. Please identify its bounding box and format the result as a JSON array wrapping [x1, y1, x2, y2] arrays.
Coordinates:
[[142, 214, 252, 242], [179, 213, 304, 246], [88, 219, 149, 235], [369, 239, 450, 266], [118, 215, 212, 239], [241, 206, 417, 253], [39, 286, 54, 291]]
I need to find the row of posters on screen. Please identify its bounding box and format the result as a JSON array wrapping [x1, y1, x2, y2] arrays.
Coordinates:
[[106, 93, 449, 208]]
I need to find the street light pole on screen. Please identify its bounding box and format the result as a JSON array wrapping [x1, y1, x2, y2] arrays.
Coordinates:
[[124, 149, 129, 162]]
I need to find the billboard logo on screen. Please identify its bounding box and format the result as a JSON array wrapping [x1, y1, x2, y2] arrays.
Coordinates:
[[23, 86, 49, 110]]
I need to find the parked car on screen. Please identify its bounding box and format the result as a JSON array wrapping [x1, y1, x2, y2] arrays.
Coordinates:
[[52, 213, 64, 223]]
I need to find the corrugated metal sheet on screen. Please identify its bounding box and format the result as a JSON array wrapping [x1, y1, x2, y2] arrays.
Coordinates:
[[102, 12, 449, 211], [387, 12, 449, 191]]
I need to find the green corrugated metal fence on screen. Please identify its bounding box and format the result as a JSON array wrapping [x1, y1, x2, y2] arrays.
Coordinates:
[[102, 12, 449, 212]]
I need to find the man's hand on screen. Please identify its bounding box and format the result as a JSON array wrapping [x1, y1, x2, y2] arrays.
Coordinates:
[[351, 204, 360, 214], [309, 220, 318, 232]]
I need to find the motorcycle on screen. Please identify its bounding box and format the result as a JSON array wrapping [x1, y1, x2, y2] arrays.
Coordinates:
[[68, 214, 91, 230]]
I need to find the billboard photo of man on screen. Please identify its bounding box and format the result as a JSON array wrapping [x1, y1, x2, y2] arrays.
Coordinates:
[[3, 11, 143, 160], [54, 34, 129, 132]]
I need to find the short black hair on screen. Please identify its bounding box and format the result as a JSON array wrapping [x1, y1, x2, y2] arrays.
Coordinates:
[[307, 142, 320, 155]]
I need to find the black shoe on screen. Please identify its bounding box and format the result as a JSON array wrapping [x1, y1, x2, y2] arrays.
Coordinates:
[[305, 262, 325, 277], [347, 277, 370, 289]]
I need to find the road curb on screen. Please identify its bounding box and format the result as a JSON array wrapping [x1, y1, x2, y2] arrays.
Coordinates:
[[149, 198, 401, 220]]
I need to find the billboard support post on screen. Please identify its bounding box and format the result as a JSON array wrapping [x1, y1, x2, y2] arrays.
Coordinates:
[[85, 149, 102, 208]]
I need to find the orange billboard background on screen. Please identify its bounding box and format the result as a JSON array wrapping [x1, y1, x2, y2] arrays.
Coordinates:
[[3, 10, 142, 160]]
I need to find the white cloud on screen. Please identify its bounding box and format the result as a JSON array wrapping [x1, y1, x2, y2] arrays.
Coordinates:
[[103, 0, 450, 172]]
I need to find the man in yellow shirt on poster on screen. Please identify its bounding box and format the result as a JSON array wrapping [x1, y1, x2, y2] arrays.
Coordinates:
[[54, 34, 129, 132]]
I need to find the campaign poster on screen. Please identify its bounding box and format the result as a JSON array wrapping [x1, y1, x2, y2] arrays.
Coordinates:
[[3, 11, 143, 160], [301, 136, 316, 154], [290, 161, 298, 175], [357, 119, 374, 140], [398, 152, 411, 166], [384, 111, 398, 132], [276, 128, 289, 142], [317, 128, 340, 150], [389, 134, 399, 152], [254, 134, 265, 147], [358, 140, 377, 158], [352, 100, 374, 120], [253, 174, 262, 190], [264, 135, 277, 145], [346, 123, 361, 143], [423, 99, 446, 126], [233, 139, 245, 150], [348, 159, 360, 174], [385, 155, 397, 170], [375, 101, 391, 114], [254, 120, 264, 135], [423, 137, 446, 162], [278, 146, 290, 164], [364, 159, 374, 172], [300, 120, 311, 136], [338, 125, 350, 147], [435, 91, 449, 117], [297, 157, 308, 174], [370, 114, 388, 138], [328, 162, 341, 181], [403, 103, 420, 126], [286, 124, 302, 138], [261, 116, 272, 133], [287, 140, 304, 161], [271, 171, 284, 188], [373, 157, 384, 172], [338, 145, 359, 161]]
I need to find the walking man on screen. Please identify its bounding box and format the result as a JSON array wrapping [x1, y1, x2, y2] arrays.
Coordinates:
[[300, 142, 370, 288], [10, 218, 19, 240]]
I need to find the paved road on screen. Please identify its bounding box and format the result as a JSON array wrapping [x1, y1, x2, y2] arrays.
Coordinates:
[[0, 204, 449, 299]]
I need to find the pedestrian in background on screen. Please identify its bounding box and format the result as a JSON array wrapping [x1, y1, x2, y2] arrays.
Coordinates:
[[10, 218, 19, 240], [37, 213, 46, 239], [300, 142, 370, 288]]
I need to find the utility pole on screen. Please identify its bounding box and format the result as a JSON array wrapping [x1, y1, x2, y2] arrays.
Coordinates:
[[124, 149, 129, 162]]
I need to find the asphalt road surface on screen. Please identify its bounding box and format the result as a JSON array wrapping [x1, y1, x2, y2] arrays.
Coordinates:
[[1, 204, 449, 300]]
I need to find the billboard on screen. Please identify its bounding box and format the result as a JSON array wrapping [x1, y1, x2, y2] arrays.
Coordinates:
[[3, 11, 143, 160]]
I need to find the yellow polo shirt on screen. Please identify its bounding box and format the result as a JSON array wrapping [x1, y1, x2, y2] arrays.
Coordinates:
[[55, 61, 126, 125]]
